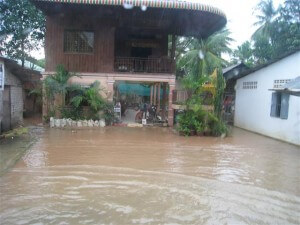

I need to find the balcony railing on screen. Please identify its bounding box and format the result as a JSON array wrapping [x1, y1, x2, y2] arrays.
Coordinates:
[[114, 57, 174, 74]]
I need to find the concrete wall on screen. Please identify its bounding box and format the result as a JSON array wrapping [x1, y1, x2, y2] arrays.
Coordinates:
[[235, 51, 300, 145], [0, 62, 24, 132]]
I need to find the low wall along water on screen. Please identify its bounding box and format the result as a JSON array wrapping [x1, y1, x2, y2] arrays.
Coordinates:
[[50, 117, 106, 128]]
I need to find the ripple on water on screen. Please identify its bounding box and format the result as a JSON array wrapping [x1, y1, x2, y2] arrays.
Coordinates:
[[0, 165, 299, 225]]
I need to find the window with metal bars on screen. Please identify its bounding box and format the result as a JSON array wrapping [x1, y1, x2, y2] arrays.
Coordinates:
[[63, 30, 94, 53]]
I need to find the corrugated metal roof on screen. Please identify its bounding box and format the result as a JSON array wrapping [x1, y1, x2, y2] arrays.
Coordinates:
[[32, 0, 226, 17]]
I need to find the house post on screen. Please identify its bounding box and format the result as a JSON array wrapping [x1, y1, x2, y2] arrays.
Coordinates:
[[168, 82, 175, 127], [157, 83, 161, 111], [150, 85, 153, 105], [153, 83, 157, 105], [162, 83, 167, 120], [171, 34, 176, 60], [42, 81, 48, 123], [107, 79, 115, 102]]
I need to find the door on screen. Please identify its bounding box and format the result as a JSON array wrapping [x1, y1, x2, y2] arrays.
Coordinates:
[[2, 86, 11, 131]]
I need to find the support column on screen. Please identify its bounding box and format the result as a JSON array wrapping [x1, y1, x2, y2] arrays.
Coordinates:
[[168, 83, 175, 127], [157, 83, 161, 111], [150, 85, 153, 105], [162, 83, 167, 120], [171, 34, 176, 60], [153, 83, 157, 105], [107, 79, 115, 102], [42, 82, 48, 123]]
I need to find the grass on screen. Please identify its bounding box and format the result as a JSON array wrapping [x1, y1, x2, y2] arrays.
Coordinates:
[[0, 127, 29, 139]]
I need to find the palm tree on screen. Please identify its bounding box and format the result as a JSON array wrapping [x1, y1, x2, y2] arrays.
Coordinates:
[[178, 29, 233, 79], [252, 0, 278, 38], [44, 64, 78, 108]]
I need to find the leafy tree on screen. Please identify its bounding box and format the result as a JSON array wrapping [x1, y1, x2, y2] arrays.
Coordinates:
[[213, 69, 226, 120], [178, 29, 233, 79], [232, 41, 255, 67], [252, 0, 277, 38], [44, 65, 78, 108], [36, 58, 46, 68], [237, 0, 300, 66], [0, 0, 45, 66], [279, 0, 300, 23]]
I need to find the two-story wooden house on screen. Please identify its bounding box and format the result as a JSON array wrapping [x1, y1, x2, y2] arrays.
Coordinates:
[[32, 0, 226, 126]]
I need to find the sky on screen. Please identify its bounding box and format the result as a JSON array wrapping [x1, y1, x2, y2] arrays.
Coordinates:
[[202, 0, 283, 48], [32, 0, 284, 59]]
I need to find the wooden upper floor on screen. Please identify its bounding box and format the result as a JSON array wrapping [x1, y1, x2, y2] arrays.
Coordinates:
[[38, 1, 226, 75]]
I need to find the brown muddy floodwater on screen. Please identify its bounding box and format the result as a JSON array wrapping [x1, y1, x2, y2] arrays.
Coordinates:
[[0, 127, 299, 225]]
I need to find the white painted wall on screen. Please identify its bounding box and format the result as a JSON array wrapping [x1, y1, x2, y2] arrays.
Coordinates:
[[235, 51, 300, 146]]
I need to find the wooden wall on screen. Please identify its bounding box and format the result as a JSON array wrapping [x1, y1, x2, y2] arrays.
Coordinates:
[[45, 15, 115, 73]]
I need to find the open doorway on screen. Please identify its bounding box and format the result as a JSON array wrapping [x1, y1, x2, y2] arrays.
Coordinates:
[[131, 47, 152, 58], [114, 81, 169, 125]]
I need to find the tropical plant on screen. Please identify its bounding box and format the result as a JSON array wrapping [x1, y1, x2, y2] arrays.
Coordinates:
[[70, 81, 105, 116], [213, 70, 226, 120], [177, 29, 233, 79], [44, 64, 78, 106], [252, 0, 277, 39], [68, 81, 115, 123], [247, 0, 300, 65], [232, 41, 255, 67], [0, 0, 45, 66], [177, 108, 227, 137]]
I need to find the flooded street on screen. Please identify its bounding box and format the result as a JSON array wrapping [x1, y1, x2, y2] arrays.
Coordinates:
[[0, 127, 299, 224]]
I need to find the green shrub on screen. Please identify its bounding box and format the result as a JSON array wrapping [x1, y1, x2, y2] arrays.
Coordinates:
[[177, 110, 196, 136], [61, 107, 83, 120], [177, 108, 227, 137]]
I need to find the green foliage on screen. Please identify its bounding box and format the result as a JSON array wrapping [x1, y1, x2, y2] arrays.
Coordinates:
[[101, 102, 115, 125], [67, 81, 115, 123], [252, 0, 277, 39], [70, 81, 104, 113], [44, 64, 78, 101], [213, 70, 226, 119], [177, 29, 233, 79], [177, 108, 227, 137], [0, 0, 45, 66], [61, 107, 83, 121], [232, 41, 255, 67], [234, 0, 300, 67], [36, 58, 45, 68]]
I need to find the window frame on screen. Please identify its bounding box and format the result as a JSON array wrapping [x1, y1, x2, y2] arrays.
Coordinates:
[[63, 30, 95, 55], [270, 92, 290, 120]]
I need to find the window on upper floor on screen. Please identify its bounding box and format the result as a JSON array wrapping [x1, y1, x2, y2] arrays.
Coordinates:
[[270, 92, 289, 119], [63, 30, 94, 53]]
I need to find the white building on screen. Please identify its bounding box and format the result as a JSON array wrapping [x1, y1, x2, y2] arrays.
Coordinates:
[[234, 51, 300, 146]]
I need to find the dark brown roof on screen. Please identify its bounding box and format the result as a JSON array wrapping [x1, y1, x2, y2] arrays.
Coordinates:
[[32, 0, 227, 38]]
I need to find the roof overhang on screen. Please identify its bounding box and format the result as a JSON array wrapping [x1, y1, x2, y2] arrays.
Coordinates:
[[0, 56, 41, 83], [269, 88, 300, 97], [31, 0, 227, 38]]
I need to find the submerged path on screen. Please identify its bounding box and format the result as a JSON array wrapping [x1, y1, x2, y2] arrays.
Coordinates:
[[0, 127, 299, 224]]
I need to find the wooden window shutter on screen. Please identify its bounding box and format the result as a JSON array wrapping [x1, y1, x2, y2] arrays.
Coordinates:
[[280, 93, 290, 119], [270, 92, 278, 117]]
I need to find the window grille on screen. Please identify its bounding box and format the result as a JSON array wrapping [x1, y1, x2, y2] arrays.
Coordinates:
[[64, 30, 94, 53], [273, 79, 291, 89], [242, 81, 257, 89]]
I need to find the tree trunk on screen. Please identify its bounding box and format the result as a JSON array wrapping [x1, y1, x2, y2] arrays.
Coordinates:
[[21, 37, 25, 67]]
